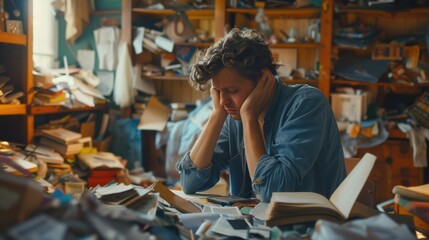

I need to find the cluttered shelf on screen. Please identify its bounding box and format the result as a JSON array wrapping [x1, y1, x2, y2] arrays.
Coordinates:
[[332, 79, 429, 88], [270, 43, 319, 48], [388, 128, 407, 139], [0, 32, 27, 46], [0, 104, 26, 115], [90, 10, 121, 16], [226, 7, 320, 17], [132, 8, 214, 18], [144, 76, 319, 86], [175, 42, 213, 48], [282, 78, 318, 86], [30, 103, 109, 115], [336, 7, 429, 16], [145, 76, 189, 81]]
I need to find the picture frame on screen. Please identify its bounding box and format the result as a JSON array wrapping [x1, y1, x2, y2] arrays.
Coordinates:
[[6, 20, 22, 34]]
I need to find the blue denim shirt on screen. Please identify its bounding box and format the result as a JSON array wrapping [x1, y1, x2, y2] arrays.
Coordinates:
[[176, 79, 346, 202]]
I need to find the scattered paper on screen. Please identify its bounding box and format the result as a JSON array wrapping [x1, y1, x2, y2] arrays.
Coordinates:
[[137, 96, 171, 131], [134, 65, 156, 95], [77, 49, 95, 71], [133, 27, 145, 54], [96, 71, 114, 96]]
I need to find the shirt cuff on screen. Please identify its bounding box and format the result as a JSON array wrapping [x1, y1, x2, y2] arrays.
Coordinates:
[[179, 151, 213, 171]]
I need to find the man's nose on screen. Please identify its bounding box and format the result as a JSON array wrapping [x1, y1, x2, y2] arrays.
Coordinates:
[[219, 92, 229, 106]]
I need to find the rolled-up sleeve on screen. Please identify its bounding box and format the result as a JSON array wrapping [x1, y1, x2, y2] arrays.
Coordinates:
[[176, 120, 231, 194], [252, 92, 329, 202]]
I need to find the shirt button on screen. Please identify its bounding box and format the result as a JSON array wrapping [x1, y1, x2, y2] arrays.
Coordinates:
[[253, 178, 262, 185]]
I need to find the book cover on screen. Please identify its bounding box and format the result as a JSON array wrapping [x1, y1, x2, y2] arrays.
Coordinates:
[[78, 152, 124, 170], [40, 137, 83, 155], [0, 84, 14, 96], [265, 153, 377, 226], [41, 128, 82, 145]]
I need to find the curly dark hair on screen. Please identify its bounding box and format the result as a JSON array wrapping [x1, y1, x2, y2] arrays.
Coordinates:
[[189, 28, 280, 91]]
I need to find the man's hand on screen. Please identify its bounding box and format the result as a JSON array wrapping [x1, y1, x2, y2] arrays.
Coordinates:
[[240, 69, 276, 120], [211, 87, 228, 120]]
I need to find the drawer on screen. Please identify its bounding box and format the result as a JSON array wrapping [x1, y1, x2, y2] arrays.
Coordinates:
[[391, 176, 423, 188], [385, 141, 421, 178]]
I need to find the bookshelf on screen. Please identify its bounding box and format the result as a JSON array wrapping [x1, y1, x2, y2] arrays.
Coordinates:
[[0, 0, 32, 143], [332, 5, 429, 203], [0, 0, 112, 144]]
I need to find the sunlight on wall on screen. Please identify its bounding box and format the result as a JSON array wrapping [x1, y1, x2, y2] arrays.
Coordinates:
[[33, 0, 58, 69]]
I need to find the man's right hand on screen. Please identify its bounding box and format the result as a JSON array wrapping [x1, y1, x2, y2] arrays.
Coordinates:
[[211, 87, 228, 120]]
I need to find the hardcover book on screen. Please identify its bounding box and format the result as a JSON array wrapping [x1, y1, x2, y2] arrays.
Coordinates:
[[265, 153, 376, 226], [41, 128, 82, 145]]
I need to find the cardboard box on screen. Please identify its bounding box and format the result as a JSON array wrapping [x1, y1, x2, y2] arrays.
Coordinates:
[[93, 135, 112, 152], [331, 93, 367, 122], [80, 121, 95, 138]]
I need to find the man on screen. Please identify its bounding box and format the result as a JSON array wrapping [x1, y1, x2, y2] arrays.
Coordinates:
[[176, 28, 346, 203]]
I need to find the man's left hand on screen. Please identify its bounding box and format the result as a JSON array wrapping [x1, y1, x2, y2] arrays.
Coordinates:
[[240, 69, 276, 120]]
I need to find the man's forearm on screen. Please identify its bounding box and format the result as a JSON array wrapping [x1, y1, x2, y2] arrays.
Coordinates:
[[189, 112, 226, 168], [242, 116, 266, 178]]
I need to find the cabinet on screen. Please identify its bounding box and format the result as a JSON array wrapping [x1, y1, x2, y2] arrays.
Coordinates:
[[356, 139, 425, 204], [333, 6, 429, 203]]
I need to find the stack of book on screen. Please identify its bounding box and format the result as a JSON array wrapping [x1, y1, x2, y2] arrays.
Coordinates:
[[0, 75, 24, 104], [393, 184, 429, 233], [78, 152, 125, 187], [39, 128, 83, 156], [33, 85, 67, 105]]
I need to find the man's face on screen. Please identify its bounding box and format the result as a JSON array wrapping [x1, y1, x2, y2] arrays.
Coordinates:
[[212, 68, 255, 120]]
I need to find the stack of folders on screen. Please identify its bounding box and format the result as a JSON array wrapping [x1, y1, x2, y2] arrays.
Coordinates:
[[91, 183, 157, 213], [78, 152, 125, 187], [39, 128, 83, 156]]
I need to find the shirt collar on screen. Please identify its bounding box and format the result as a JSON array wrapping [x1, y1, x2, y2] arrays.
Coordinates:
[[264, 76, 282, 123]]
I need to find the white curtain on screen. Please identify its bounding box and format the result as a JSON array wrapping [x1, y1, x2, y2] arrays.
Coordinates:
[[33, 0, 58, 69]]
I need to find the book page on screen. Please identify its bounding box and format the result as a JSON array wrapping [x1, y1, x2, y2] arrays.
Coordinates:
[[271, 192, 336, 210], [137, 96, 171, 131], [393, 184, 429, 201], [330, 153, 376, 219]]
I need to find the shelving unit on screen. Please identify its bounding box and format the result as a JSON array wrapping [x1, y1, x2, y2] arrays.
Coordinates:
[[121, 1, 332, 102], [333, 5, 429, 203], [0, 0, 112, 144], [0, 0, 32, 144]]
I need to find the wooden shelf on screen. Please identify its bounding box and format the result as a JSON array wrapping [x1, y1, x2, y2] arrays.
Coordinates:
[[144, 76, 320, 86], [227, 7, 320, 18], [270, 43, 319, 48], [282, 79, 319, 86], [332, 79, 429, 88], [144, 75, 189, 81], [132, 8, 214, 18], [175, 42, 213, 48], [0, 104, 26, 115], [30, 103, 108, 115], [388, 128, 407, 139], [90, 10, 121, 16], [0, 32, 27, 46], [337, 7, 429, 16]]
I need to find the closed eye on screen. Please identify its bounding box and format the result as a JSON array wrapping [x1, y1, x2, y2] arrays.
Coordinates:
[[225, 88, 238, 94]]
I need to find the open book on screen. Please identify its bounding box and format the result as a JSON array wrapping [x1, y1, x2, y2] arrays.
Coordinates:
[[265, 153, 376, 226]]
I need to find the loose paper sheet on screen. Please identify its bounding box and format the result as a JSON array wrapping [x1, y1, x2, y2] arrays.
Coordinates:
[[77, 49, 95, 71], [137, 96, 171, 131], [96, 71, 114, 96], [330, 153, 376, 218]]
